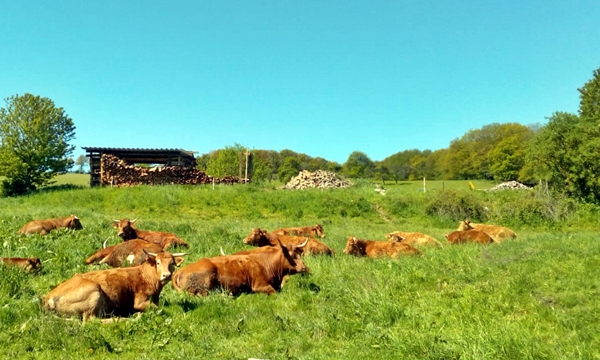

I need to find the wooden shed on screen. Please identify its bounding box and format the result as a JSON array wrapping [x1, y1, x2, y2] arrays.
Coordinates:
[[82, 147, 197, 187]]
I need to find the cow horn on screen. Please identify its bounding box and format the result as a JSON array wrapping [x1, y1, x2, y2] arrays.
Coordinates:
[[130, 218, 138, 223], [220, 247, 226, 256], [144, 250, 158, 257], [297, 238, 308, 248], [170, 252, 187, 257], [102, 238, 109, 249]]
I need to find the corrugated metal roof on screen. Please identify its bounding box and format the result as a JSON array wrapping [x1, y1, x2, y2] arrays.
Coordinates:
[[82, 147, 197, 156]]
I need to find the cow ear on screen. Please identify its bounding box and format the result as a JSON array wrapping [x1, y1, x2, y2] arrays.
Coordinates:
[[174, 256, 185, 267], [112, 220, 120, 228]]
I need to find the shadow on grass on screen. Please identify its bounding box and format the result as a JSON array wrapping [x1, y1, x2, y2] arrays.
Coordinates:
[[38, 184, 87, 194]]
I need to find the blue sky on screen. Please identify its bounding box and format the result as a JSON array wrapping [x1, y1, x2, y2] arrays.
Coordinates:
[[1, 1, 599, 164]]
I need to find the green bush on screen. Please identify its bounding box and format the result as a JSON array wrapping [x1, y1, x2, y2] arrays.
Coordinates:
[[425, 189, 488, 223]]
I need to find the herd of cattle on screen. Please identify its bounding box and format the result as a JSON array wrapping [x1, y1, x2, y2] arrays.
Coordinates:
[[1, 215, 517, 322]]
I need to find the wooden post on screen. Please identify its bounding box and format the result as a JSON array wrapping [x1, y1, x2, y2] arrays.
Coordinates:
[[244, 149, 249, 183], [423, 177, 426, 193]]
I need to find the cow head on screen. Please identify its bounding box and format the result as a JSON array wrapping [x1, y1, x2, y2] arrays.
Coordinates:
[[26, 258, 42, 272], [343, 236, 363, 256], [385, 233, 404, 242], [457, 219, 474, 231], [113, 218, 138, 240], [242, 228, 270, 246], [314, 224, 326, 238], [144, 250, 186, 284], [278, 239, 309, 274], [67, 215, 83, 230]]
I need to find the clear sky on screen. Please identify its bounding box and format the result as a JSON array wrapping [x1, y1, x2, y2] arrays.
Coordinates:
[[1, 1, 599, 164]]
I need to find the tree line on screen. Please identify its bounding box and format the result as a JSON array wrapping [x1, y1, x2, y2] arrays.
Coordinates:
[[1, 67, 599, 201]]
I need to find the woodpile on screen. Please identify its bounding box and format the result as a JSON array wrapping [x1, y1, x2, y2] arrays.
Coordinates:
[[283, 170, 352, 189], [485, 181, 531, 192], [100, 154, 239, 187]]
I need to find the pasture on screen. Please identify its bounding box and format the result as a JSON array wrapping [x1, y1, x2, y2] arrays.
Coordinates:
[[0, 181, 599, 359]]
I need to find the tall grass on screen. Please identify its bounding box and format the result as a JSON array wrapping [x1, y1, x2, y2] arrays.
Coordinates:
[[0, 182, 599, 359]]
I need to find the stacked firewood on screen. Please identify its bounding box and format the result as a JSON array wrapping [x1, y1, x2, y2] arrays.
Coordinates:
[[485, 181, 531, 191], [283, 170, 352, 189], [100, 154, 239, 187]]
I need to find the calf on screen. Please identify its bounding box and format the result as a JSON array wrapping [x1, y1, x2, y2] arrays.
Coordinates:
[[243, 228, 334, 256], [343, 236, 419, 258], [44, 250, 185, 321], [1, 257, 42, 272], [445, 230, 494, 244], [86, 240, 165, 268], [271, 224, 326, 238], [386, 231, 444, 248], [457, 220, 517, 243], [19, 215, 83, 235], [113, 219, 189, 249], [172, 241, 308, 296]]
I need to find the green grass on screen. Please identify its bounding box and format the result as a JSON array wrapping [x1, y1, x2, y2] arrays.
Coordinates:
[[0, 182, 598, 359]]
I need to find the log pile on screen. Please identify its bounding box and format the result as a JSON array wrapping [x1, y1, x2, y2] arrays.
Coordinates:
[[100, 154, 239, 187], [485, 181, 531, 192], [283, 170, 352, 189]]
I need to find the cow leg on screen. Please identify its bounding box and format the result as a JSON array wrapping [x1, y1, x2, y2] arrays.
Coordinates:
[[250, 279, 277, 295]]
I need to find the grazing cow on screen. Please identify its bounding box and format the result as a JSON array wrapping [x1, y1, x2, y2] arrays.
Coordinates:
[[44, 250, 185, 321], [445, 230, 493, 244], [457, 220, 517, 243], [113, 219, 189, 249], [243, 228, 334, 256], [86, 240, 165, 268], [172, 240, 308, 296], [1, 257, 42, 272], [271, 224, 326, 238], [18, 215, 83, 235], [343, 236, 419, 258], [386, 231, 444, 248]]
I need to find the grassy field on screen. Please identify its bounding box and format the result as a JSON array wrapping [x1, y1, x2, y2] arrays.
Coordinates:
[[0, 181, 598, 359]]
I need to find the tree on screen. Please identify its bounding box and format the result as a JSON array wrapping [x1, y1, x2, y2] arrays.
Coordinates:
[[205, 144, 246, 178], [278, 157, 300, 183], [0, 93, 76, 194], [342, 151, 374, 179], [74, 154, 89, 174]]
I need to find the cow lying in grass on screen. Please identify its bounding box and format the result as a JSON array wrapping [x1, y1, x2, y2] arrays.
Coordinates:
[[172, 240, 308, 296], [113, 218, 189, 249], [385, 231, 444, 248], [19, 215, 83, 235], [243, 228, 334, 256], [343, 236, 419, 258], [457, 219, 517, 243], [1, 257, 42, 272], [271, 224, 326, 238], [445, 230, 493, 244], [86, 239, 165, 267], [44, 250, 185, 321]]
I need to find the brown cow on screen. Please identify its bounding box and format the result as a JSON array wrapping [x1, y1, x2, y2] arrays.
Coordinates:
[[271, 224, 326, 238], [86, 240, 165, 268], [44, 250, 185, 321], [113, 219, 189, 249], [343, 236, 419, 258], [445, 230, 494, 244], [19, 215, 83, 235], [386, 231, 444, 248], [243, 228, 334, 256], [172, 241, 308, 296], [1, 257, 42, 272], [457, 220, 517, 243]]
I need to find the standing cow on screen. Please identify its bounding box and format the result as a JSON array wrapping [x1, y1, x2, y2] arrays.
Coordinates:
[[343, 236, 419, 258], [113, 218, 189, 249], [19, 215, 83, 235], [172, 240, 308, 296], [44, 250, 185, 321]]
